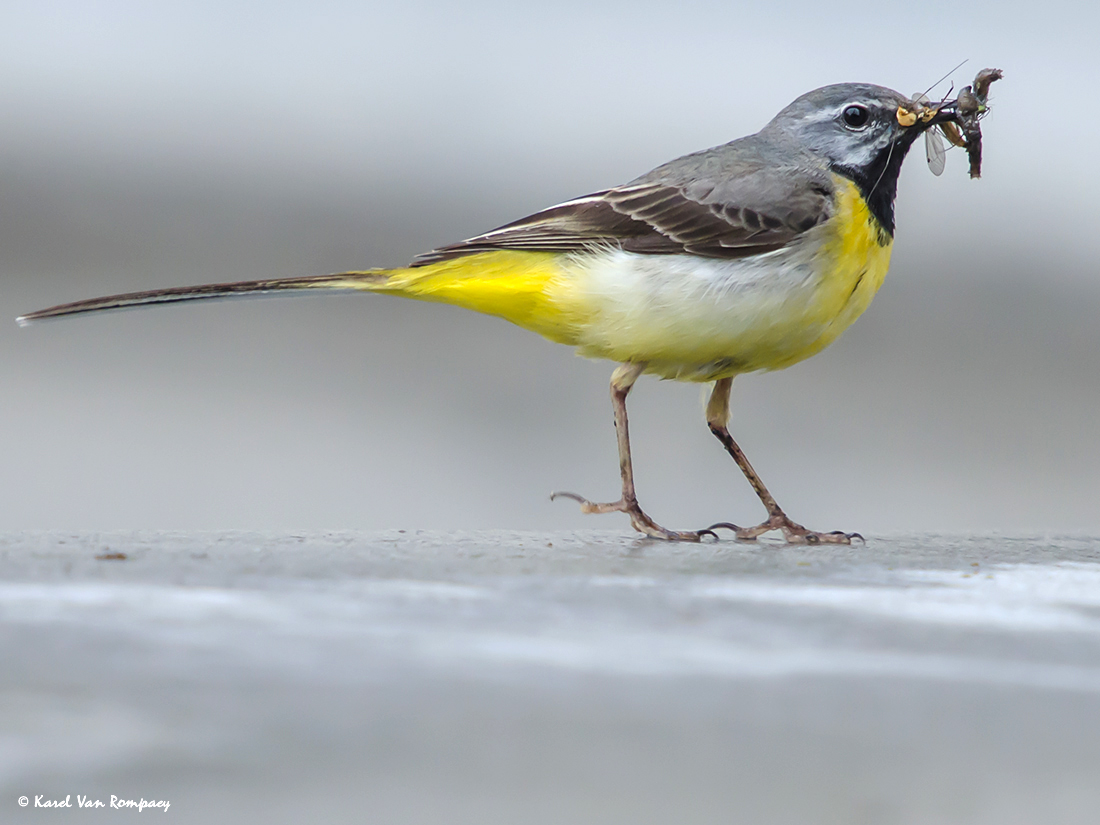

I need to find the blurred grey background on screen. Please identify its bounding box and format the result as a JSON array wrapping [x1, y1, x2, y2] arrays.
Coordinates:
[[1, 0, 1097, 535]]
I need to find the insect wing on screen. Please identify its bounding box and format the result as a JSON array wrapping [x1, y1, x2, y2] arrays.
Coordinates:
[[925, 128, 946, 175], [912, 93, 945, 175]]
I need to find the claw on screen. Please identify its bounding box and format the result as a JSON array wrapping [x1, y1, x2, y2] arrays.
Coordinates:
[[702, 521, 762, 542], [695, 528, 720, 541], [550, 491, 586, 504], [705, 522, 742, 533], [821, 530, 864, 544]]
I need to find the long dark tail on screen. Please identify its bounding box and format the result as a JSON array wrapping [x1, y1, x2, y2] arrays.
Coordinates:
[[16, 271, 391, 326]]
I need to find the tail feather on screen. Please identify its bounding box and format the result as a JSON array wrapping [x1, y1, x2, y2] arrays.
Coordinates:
[[16, 250, 581, 345], [16, 271, 390, 326]]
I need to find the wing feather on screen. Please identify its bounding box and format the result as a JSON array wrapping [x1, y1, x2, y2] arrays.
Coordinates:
[[413, 155, 836, 265]]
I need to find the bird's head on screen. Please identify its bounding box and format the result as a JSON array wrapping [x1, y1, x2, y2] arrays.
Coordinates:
[[763, 82, 962, 234]]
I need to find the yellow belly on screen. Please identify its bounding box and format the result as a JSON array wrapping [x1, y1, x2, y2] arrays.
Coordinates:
[[754, 177, 894, 371], [368, 177, 892, 381]]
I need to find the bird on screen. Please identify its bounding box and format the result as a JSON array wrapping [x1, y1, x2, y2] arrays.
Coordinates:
[[18, 81, 980, 544]]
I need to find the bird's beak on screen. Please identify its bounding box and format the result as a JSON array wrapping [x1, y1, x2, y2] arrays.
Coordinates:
[[896, 98, 955, 131], [892, 98, 948, 153]]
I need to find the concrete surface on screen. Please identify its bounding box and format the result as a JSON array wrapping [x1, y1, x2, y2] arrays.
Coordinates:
[[3, 531, 1100, 823]]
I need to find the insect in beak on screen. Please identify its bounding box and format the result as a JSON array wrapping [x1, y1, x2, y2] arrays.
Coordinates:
[[897, 68, 1003, 178]]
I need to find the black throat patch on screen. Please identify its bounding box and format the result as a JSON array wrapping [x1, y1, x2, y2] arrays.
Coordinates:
[[831, 133, 919, 240]]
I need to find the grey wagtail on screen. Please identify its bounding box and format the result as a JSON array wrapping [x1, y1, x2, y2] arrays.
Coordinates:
[[18, 79, 997, 544]]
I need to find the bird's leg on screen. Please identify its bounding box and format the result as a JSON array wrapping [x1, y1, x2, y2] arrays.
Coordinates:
[[703, 377, 861, 545], [552, 362, 710, 542]]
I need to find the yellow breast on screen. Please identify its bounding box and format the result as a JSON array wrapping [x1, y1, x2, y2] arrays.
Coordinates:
[[753, 175, 893, 372]]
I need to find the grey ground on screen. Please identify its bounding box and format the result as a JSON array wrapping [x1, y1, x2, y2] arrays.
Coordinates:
[[3, 531, 1100, 824]]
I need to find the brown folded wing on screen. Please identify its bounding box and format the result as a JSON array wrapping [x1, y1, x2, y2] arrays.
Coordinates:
[[413, 167, 835, 265]]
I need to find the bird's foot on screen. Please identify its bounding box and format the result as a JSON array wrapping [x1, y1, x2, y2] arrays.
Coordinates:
[[706, 514, 863, 545], [551, 491, 716, 542]]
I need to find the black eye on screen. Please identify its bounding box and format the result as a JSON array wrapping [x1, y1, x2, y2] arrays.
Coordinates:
[[842, 104, 870, 129]]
